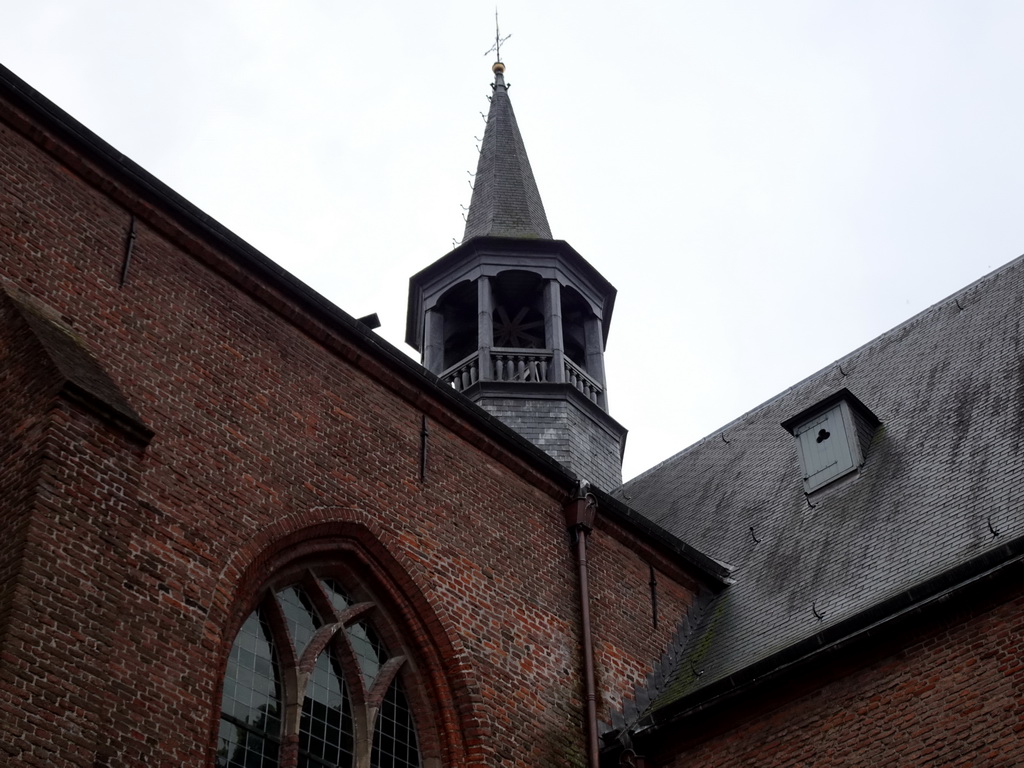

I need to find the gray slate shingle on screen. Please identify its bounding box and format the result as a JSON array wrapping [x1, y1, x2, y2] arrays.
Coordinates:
[[463, 67, 552, 241], [615, 253, 1024, 715]]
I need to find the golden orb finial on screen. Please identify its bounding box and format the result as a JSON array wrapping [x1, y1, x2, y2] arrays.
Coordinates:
[[492, 61, 505, 74]]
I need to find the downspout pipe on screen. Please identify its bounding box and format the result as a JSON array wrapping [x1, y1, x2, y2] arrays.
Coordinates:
[[565, 481, 600, 768]]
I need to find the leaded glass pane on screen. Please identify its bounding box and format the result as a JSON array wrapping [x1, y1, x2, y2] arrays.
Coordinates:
[[217, 717, 280, 768], [277, 584, 322, 657], [370, 677, 421, 768], [299, 651, 355, 768], [321, 578, 351, 615], [218, 610, 281, 767], [347, 621, 388, 687]]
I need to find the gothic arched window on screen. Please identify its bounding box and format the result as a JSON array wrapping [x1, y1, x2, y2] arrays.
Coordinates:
[[216, 569, 422, 768]]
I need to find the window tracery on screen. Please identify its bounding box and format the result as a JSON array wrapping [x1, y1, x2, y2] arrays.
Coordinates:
[[217, 570, 421, 768]]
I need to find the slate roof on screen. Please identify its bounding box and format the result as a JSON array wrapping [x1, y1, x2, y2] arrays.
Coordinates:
[[614, 253, 1024, 724], [462, 64, 552, 241]]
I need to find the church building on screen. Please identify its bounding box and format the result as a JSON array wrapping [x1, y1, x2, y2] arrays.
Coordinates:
[[1, 51, 1022, 768]]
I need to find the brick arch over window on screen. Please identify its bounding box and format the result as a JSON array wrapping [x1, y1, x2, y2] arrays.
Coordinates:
[[207, 520, 484, 768]]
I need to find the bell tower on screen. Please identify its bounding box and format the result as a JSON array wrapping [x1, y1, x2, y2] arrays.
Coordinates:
[[406, 61, 626, 489]]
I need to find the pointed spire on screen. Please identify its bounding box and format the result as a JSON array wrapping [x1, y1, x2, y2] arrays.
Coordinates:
[[463, 62, 552, 241]]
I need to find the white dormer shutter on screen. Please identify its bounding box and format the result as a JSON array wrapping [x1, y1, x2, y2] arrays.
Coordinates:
[[794, 403, 857, 492]]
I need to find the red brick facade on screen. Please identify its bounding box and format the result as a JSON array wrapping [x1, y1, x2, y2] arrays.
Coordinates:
[[0, 73, 702, 767], [648, 580, 1024, 767], [4, 63, 1022, 768]]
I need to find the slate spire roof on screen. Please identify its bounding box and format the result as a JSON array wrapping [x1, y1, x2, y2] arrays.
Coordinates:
[[463, 62, 553, 241]]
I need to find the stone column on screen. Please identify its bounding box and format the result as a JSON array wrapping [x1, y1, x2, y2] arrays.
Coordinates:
[[584, 315, 607, 409], [423, 309, 444, 374], [477, 276, 493, 381], [544, 280, 566, 383]]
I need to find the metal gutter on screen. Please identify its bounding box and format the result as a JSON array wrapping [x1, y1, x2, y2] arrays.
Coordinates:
[[565, 485, 602, 768], [630, 531, 1024, 740]]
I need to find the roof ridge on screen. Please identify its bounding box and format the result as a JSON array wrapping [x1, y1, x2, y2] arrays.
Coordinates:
[[622, 250, 1024, 488]]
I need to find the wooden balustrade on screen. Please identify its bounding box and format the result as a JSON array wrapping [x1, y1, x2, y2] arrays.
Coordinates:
[[491, 349, 552, 383], [564, 358, 603, 404], [440, 349, 603, 406], [440, 353, 479, 392]]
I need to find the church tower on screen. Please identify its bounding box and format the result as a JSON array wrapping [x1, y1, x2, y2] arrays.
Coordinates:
[[406, 60, 626, 489]]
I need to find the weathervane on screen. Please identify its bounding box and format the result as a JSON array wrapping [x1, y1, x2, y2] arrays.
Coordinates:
[[484, 9, 510, 63]]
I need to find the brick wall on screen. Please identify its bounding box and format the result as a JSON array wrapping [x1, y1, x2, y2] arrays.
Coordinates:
[[587, 523, 700, 727], [0, 82, 699, 768], [650, 583, 1024, 767], [0, 295, 60, 663]]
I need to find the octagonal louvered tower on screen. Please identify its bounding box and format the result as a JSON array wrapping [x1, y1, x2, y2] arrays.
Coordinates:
[[406, 61, 626, 490]]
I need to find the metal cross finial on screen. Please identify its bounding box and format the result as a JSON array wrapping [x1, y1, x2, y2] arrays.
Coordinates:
[[484, 9, 511, 62]]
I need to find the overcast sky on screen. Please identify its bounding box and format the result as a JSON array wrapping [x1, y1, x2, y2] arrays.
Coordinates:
[[3, 2, 1023, 480]]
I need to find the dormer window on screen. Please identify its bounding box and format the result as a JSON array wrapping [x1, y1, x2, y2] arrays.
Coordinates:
[[782, 389, 880, 494]]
